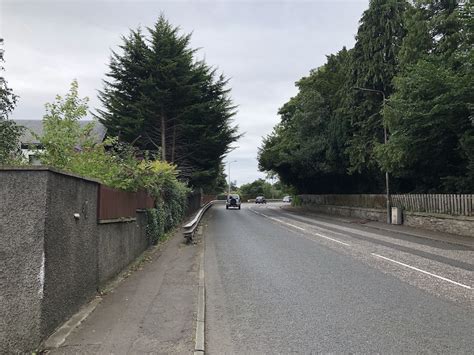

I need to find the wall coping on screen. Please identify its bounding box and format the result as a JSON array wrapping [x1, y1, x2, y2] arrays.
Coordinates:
[[0, 166, 101, 184], [303, 204, 384, 214], [98, 217, 137, 224], [300, 193, 387, 196]]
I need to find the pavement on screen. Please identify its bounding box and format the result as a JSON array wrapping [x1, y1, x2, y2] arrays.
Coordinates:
[[204, 203, 474, 353], [41, 202, 473, 354], [45, 230, 200, 354]]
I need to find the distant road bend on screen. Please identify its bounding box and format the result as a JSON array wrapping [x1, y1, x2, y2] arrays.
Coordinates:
[[203, 202, 473, 353]]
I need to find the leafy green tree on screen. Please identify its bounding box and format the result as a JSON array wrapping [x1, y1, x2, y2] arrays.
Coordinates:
[[0, 38, 24, 165], [259, 48, 362, 193], [345, 0, 408, 178], [397, 3, 432, 67], [376, 0, 474, 192], [0, 120, 24, 165], [259, 0, 411, 195], [239, 178, 287, 200], [0, 38, 17, 120], [239, 179, 271, 199], [259, 0, 473, 194], [39, 79, 91, 169], [97, 15, 239, 190]]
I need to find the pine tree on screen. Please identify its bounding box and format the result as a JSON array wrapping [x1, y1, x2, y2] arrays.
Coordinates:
[[96, 16, 239, 191], [96, 29, 149, 148], [346, 0, 408, 178]]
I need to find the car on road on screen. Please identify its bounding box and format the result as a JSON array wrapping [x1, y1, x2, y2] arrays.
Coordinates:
[[282, 195, 292, 203], [255, 196, 266, 204], [226, 194, 241, 210]]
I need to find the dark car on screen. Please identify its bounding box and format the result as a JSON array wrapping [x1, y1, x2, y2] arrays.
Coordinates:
[[255, 196, 266, 204], [226, 194, 241, 210]]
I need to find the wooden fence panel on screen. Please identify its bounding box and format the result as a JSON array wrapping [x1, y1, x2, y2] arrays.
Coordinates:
[[391, 193, 473, 216], [303, 194, 474, 217], [98, 185, 155, 220]]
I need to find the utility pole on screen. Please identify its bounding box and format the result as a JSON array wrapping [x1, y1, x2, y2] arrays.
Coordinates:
[[271, 175, 275, 199], [353, 87, 391, 224], [227, 160, 237, 198]]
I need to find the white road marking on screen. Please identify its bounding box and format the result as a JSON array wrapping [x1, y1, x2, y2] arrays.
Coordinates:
[[250, 208, 350, 245], [269, 217, 306, 231], [250, 209, 304, 230], [372, 253, 472, 290], [252, 208, 470, 290], [314, 232, 351, 246]]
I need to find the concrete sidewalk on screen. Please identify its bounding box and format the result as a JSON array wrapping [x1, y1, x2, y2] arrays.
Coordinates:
[[46, 230, 200, 354]]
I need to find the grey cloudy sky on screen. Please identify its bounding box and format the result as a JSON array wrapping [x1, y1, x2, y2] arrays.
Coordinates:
[[1, 0, 368, 185]]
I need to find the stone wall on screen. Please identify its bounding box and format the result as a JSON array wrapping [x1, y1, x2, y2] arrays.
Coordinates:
[[302, 204, 386, 223], [299, 195, 474, 238], [403, 211, 474, 237], [0, 167, 152, 353]]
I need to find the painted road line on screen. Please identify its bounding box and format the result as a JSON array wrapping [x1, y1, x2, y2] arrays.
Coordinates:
[[314, 232, 351, 246], [251, 208, 351, 245], [372, 253, 472, 290], [250, 209, 305, 231], [269, 217, 306, 231]]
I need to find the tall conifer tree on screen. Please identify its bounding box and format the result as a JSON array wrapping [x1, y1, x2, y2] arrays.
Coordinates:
[[345, 0, 408, 178], [96, 16, 239, 191]]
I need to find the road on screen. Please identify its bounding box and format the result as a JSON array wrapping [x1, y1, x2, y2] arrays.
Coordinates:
[[203, 203, 473, 353]]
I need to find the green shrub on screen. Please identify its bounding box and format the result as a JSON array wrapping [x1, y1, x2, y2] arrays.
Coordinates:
[[146, 207, 166, 245], [37, 80, 190, 238], [292, 195, 302, 206]]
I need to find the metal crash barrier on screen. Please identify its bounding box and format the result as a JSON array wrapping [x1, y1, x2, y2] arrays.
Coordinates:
[[183, 200, 223, 242]]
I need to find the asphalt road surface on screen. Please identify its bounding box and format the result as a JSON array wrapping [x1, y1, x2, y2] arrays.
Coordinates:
[[204, 203, 473, 353]]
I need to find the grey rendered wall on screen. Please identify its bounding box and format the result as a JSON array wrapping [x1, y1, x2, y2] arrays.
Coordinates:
[[97, 211, 148, 286], [40, 171, 99, 340], [0, 168, 152, 352], [0, 170, 49, 353]]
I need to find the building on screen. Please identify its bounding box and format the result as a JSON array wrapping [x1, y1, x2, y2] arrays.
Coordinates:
[[14, 120, 107, 165]]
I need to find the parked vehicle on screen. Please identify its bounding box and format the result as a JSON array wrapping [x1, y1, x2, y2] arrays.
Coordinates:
[[226, 194, 241, 210], [255, 196, 266, 204], [282, 195, 292, 202]]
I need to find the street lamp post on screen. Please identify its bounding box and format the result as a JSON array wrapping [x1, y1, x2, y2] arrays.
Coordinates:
[[353, 87, 391, 224], [227, 160, 237, 198]]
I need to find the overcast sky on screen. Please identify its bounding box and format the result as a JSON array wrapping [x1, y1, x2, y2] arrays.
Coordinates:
[[1, 0, 368, 185]]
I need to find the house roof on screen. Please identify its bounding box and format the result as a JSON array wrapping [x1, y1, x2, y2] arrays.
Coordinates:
[[14, 120, 107, 144]]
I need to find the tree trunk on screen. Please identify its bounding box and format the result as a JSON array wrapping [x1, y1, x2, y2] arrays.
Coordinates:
[[171, 124, 176, 163], [161, 109, 167, 161]]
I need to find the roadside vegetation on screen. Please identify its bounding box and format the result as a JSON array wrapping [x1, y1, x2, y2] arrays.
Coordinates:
[[96, 15, 240, 193], [0, 38, 23, 165], [1, 16, 239, 241], [238, 178, 291, 201], [38, 79, 188, 243], [258, 0, 473, 194]]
